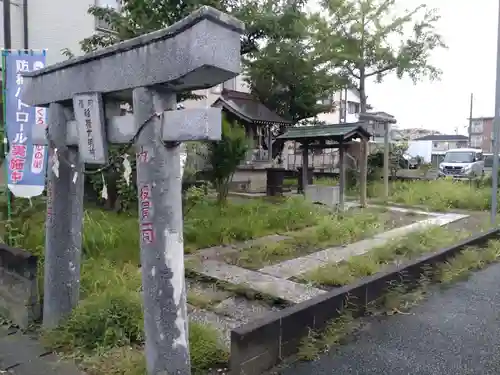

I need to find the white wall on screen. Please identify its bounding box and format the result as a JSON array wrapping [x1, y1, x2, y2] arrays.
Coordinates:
[[0, 0, 102, 65], [180, 74, 251, 109], [431, 140, 468, 152], [0, 2, 28, 50], [28, 0, 98, 65], [407, 140, 433, 163], [315, 88, 361, 124], [315, 111, 357, 124]]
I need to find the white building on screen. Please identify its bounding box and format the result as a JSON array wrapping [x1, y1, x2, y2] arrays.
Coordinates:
[[0, 0, 121, 65], [180, 74, 250, 109], [406, 134, 469, 166], [314, 88, 361, 124]]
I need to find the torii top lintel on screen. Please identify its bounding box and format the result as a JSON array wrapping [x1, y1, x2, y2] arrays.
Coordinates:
[[21, 6, 245, 107]]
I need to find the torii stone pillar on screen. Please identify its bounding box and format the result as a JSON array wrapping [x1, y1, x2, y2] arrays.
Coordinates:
[[44, 103, 85, 329], [22, 7, 244, 375]]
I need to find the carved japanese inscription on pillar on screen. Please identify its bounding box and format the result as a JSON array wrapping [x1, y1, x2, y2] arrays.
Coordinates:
[[73, 93, 108, 164]]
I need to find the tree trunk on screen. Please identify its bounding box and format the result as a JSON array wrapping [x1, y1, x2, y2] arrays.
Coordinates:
[[359, 67, 367, 113], [359, 10, 367, 114]]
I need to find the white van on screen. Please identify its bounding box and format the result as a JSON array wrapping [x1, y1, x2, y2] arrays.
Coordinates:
[[438, 148, 484, 179]]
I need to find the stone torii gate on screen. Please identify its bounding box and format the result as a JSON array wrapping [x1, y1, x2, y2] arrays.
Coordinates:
[[21, 7, 244, 375]]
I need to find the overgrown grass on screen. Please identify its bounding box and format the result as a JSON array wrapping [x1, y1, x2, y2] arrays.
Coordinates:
[[303, 225, 479, 287], [2, 196, 324, 374], [183, 197, 321, 252], [227, 207, 423, 269], [297, 238, 500, 361], [15, 196, 323, 265], [367, 179, 493, 211], [43, 260, 228, 375]]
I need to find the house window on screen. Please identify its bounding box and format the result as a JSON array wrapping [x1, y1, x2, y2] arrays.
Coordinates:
[[347, 101, 360, 114], [472, 120, 483, 134], [471, 135, 482, 148], [95, 0, 121, 33]]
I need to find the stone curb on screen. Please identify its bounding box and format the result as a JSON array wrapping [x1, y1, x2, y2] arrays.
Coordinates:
[[229, 228, 500, 375]]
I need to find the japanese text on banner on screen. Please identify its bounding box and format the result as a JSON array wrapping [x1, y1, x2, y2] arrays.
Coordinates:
[[3, 51, 48, 198]]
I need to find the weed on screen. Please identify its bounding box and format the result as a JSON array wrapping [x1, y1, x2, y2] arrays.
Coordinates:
[[304, 226, 472, 287], [79, 324, 228, 375], [367, 179, 493, 212], [297, 312, 360, 361], [229, 208, 416, 269], [16, 197, 323, 264], [43, 285, 229, 374], [435, 240, 500, 283], [297, 239, 500, 361], [187, 289, 226, 310], [183, 197, 322, 252], [83, 346, 145, 375]]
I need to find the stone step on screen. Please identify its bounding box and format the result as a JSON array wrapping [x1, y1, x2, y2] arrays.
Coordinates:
[[193, 234, 291, 261], [190, 260, 325, 304]]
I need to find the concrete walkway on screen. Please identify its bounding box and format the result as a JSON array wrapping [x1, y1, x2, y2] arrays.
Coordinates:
[[259, 211, 467, 279], [277, 262, 500, 375], [0, 327, 82, 374], [189, 207, 468, 304]]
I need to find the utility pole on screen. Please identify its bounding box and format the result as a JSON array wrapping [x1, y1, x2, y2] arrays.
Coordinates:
[[3, 0, 11, 50], [468, 93, 473, 147], [490, 0, 500, 225]]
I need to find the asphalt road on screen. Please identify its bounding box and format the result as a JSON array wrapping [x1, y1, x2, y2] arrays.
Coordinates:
[[278, 262, 500, 375]]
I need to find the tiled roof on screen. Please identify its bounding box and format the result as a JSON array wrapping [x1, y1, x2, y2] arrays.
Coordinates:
[[415, 134, 468, 141], [213, 89, 292, 125]]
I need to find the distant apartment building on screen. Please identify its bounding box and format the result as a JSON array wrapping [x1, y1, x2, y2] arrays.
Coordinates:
[[407, 134, 469, 166], [315, 88, 361, 124], [413, 134, 469, 151], [469, 117, 493, 152]]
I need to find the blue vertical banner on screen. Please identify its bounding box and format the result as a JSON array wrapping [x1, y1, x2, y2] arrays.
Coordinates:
[[3, 50, 48, 198]]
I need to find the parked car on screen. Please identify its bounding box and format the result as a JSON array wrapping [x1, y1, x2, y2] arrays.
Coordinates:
[[438, 148, 484, 179]]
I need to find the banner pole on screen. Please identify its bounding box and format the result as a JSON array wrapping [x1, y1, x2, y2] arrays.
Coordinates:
[[1, 51, 12, 245]]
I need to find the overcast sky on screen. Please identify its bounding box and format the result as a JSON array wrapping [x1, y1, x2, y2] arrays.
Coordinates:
[[368, 0, 499, 134], [309, 0, 499, 134]]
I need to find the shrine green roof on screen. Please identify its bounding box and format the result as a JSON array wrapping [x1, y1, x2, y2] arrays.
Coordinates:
[[278, 123, 371, 142]]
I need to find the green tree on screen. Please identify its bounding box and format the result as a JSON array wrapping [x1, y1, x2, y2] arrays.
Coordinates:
[[244, 2, 347, 158], [317, 0, 446, 112], [62, 0, 309, 209], [207, 116, 248, 203], [76, 0, 282, 56]]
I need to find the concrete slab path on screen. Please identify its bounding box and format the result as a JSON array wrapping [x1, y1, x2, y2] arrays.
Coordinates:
[[259, 212, 468, 279]]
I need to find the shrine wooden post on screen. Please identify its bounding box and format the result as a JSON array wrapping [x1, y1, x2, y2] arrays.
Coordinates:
[[359, 112, 397, 200]]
